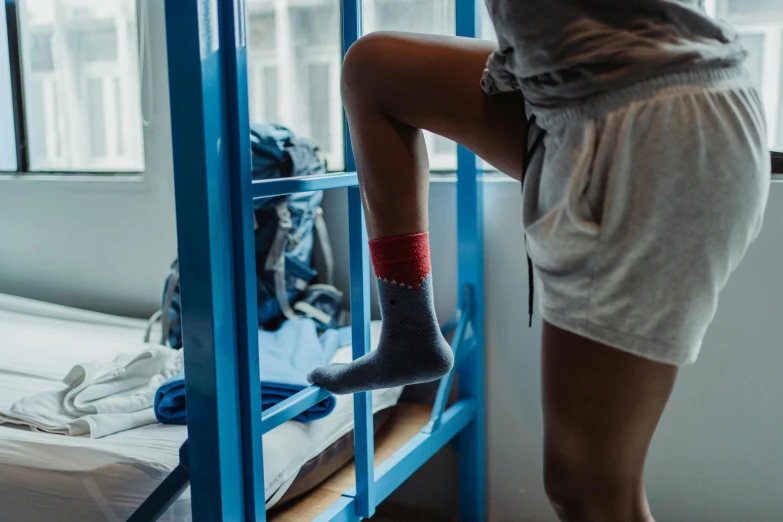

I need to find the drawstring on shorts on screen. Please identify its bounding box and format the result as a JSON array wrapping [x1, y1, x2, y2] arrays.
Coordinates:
[[522, 114, 546, 327]]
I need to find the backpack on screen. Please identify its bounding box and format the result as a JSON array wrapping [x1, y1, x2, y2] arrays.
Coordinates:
[[146, 123, 343, 349]]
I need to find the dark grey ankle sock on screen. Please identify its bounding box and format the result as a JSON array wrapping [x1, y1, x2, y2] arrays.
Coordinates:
[[307, 275, 453, 395]]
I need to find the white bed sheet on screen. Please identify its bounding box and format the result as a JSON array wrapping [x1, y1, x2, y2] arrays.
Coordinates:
[[0, 294, 401, 521]]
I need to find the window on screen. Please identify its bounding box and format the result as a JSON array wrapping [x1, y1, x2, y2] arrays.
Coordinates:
[[244, 0, 781, 175], [246, 0, 457, 172], [0, 4, 17, 170], [713, 1, 783, 150], [364, 0, 456, 170], [726, 0, 783, 17], [17, 0, 145, 172], [247, 0, 344, 170]]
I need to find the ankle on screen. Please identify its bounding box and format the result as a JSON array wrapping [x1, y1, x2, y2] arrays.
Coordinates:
[[370, 232, 431, 290]]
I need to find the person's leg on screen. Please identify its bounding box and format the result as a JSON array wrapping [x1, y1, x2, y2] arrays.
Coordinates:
[[308, 32, 527, 394], [542, 322, 678, 522]]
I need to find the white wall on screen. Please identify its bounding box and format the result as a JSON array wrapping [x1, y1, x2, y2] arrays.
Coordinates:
[[0, 0, 176, 319]]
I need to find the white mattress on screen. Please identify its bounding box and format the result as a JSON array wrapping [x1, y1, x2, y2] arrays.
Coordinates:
[[0, 294, 401, 521]]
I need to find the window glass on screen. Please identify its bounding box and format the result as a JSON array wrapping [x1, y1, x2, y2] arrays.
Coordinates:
[[364, 0, 456, 170], [246, 0, 458, 172], [717, 0, 783, 149], [247, 0, 343, 169], [727, 0, 783, 16], [19, 0, 145, 172]]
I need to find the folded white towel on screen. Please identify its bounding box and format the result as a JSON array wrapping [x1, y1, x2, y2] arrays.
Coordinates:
[[0, 345, 183, 438]]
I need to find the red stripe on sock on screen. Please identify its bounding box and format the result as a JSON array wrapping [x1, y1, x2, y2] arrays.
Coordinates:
[[369, 232, 431, 289]]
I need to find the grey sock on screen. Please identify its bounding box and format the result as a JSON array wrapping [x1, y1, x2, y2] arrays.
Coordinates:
[[307, 275, 453, 395]]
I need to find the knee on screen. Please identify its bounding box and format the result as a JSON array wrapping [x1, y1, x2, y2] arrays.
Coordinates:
[[543, 457, 587, 521], [544, 455, 651, 522], [341, 32, 400, 106]]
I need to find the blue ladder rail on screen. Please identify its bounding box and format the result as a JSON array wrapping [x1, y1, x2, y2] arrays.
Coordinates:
[[129, 0, 486, 518]]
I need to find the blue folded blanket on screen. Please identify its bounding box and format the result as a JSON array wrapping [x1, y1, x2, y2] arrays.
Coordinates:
[[155, 318, 348, 425]]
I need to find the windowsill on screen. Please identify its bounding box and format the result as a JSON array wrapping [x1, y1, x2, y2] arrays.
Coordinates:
[[429, 171, 518, 183], [0, 172, 154, 193]]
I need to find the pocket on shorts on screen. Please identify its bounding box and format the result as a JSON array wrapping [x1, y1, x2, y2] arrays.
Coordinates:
[[570, 120, 608, 230], [522, 119, 606, 275]]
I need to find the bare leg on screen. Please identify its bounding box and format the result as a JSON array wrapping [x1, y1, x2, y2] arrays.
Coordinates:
[[340, 31, 527, 239], [307, 32, 527, 394], [542, 322, 678, 522]]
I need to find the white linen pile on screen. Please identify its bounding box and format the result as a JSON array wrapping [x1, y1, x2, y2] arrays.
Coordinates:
[[0, 344, 184, 438]]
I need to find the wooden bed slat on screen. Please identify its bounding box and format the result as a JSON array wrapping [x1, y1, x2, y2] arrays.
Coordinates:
[[269, 403, 432, 522]]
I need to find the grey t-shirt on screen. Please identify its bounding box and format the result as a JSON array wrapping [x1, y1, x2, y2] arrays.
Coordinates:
[[482, 0, 748, 109]]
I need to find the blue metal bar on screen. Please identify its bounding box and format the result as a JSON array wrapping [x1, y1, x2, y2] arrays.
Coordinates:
[[341, 0, 362, 173], [317, 401, 474, 522], [424, 286, 473, 433], [128, 442, 191, 522], [343, 400, 475, 505], [128, 464, 190, 522], [440, 317, 459, 338], [162, 0, 246, 520], [456, 338, 478, 365], [372, 399, 474, 502], [341, 0, 374, 515], [261, 386, 333, 434], [347, 186, 376, 518], [455, 0, 486, 519], [252, 172, 359, 200], [219, 0, 266, 519]]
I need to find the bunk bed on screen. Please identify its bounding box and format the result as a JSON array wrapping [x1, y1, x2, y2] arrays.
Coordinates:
[[129, 0, 487, 519], [0, 295, 404, 521]]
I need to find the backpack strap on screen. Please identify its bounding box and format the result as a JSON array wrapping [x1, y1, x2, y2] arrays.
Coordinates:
[[313, 207, 334, 286], [266, 201, 299, 320], [144, 259, 180, 346], [143, 310, 162, 344], [160, 260, 181, 345]]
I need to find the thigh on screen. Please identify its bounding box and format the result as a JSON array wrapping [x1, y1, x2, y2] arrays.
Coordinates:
[[541, 322, 678, 512], [343, 31, 528, 179]]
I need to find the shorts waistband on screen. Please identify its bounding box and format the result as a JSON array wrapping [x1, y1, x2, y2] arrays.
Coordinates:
[[532, 65, 750, 130]]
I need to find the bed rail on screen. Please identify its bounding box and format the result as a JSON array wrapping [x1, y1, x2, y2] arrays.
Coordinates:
[[129, 0, 485, 519]]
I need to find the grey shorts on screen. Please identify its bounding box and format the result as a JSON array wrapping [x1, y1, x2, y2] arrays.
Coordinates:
[[518, 66, 770, 366]]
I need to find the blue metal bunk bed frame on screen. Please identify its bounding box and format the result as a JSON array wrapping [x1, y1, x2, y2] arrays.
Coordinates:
[[129, 0, 485, 519]]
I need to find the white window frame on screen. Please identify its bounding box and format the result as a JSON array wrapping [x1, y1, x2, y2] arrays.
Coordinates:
[[13, 1, 145, 175], [80, 63, 127, 169], [248, 52, 279, 123], [27, 72, 67, 168], [299, 46, 342, 168]]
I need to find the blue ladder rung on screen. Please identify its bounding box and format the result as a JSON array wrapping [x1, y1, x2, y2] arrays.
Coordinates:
[[424, 285, 474, 433], [253, 172, 359, 200], [343, 399, 475, 503], [260, 386, 333, 434]]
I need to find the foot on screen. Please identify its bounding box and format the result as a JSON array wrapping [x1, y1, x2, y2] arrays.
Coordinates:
[[307, 275, 453, 394]]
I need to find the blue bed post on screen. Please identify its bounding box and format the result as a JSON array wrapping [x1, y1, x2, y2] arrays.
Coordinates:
[[162, 0, 261, 520], [455, 0, 487, 519], [219, 0, 267, 519], [342, 0, 377, 518]]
